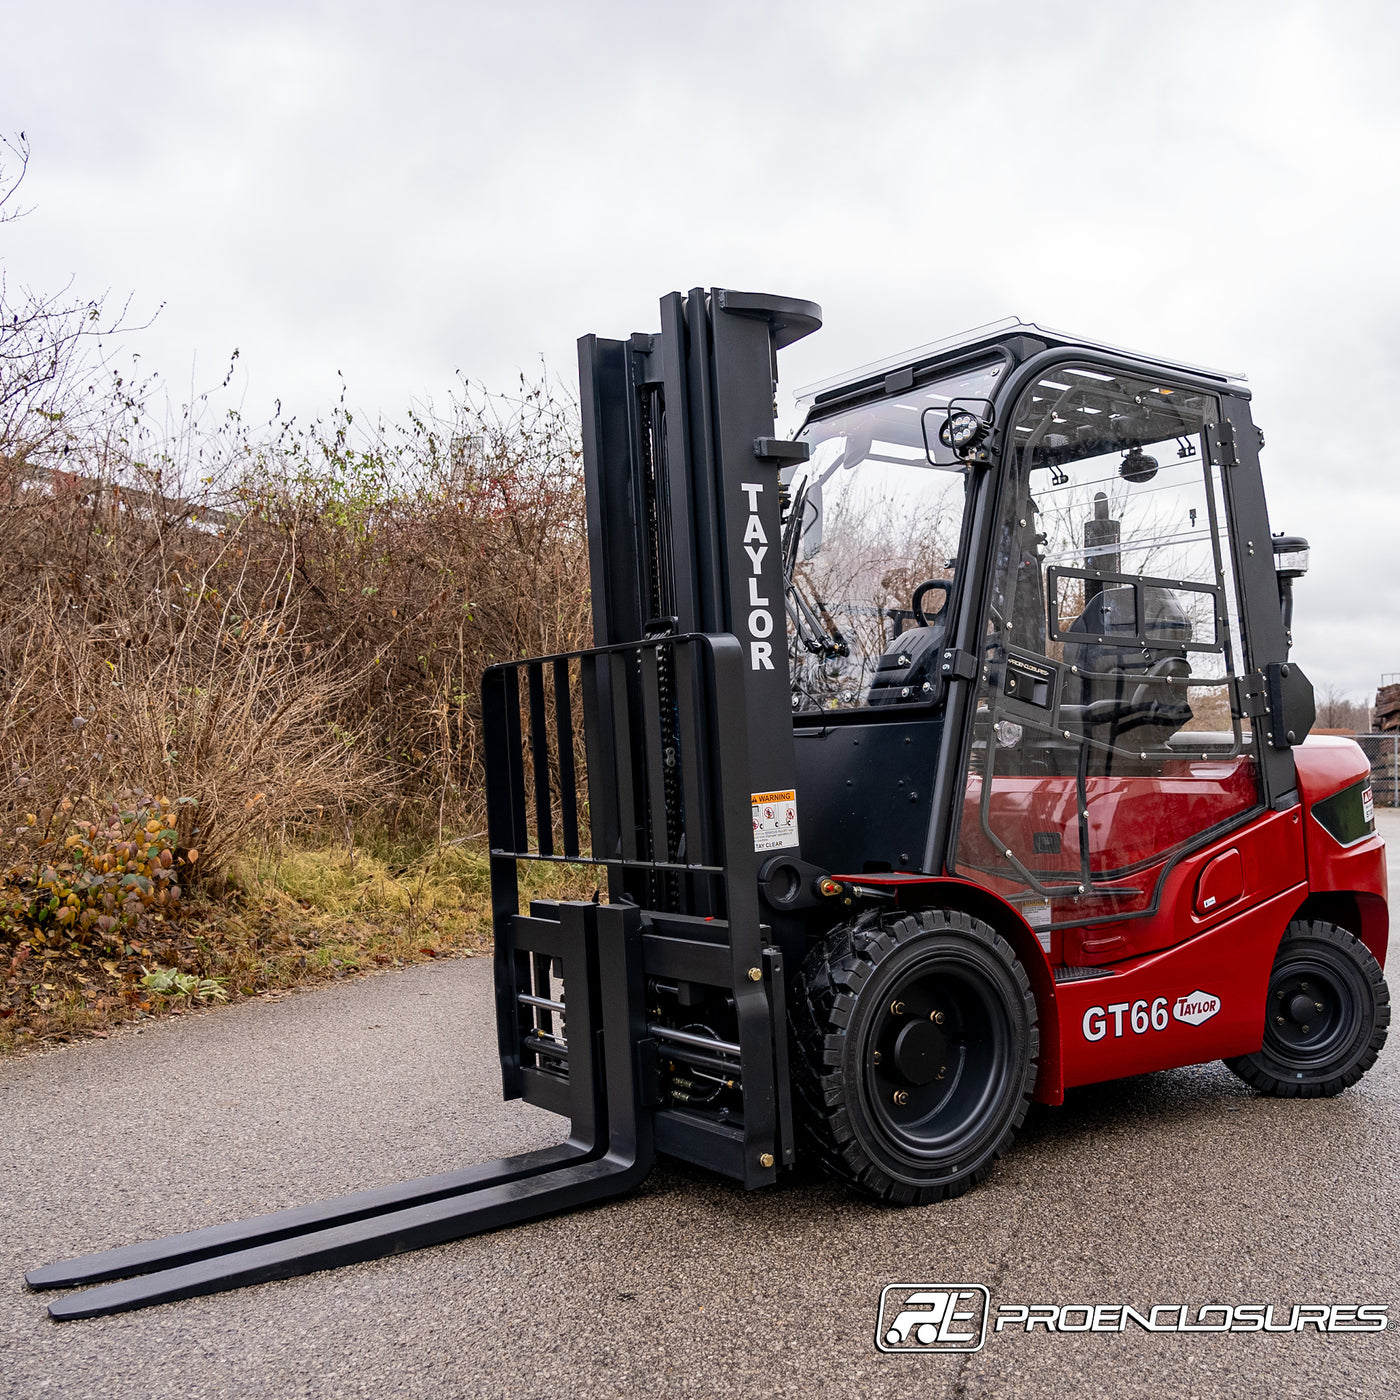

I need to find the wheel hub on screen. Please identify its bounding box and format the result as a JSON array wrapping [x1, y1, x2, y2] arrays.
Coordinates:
[[892, 1020, 947, 1086], [1265, 959, 1352, 1066]]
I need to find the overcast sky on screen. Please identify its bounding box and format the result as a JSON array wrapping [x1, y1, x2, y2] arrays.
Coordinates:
[[6, 0, 1400, 699]]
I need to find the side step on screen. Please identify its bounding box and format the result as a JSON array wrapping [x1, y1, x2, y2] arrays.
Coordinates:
[[27, 903, 653, 1320]]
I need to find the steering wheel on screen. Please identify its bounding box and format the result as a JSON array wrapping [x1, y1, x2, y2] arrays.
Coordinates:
[[912, 579, 952, 628]]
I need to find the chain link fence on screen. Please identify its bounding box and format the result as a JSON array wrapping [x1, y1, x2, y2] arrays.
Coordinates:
[[1351, 734, 1400, 806]]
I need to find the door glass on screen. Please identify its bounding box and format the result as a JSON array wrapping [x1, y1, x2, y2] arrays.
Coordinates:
[[951, 364, 1259, 935]]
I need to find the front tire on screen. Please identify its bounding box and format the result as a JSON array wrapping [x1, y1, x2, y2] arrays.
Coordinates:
[[1225, 919, 1390, 1098], [791, 908, 1038, 1205]]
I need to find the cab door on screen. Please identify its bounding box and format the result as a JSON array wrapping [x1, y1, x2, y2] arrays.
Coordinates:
[[950, 359, 1303, 962]]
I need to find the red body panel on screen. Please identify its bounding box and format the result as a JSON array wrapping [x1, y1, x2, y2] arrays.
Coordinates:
[[1294, 737, 1390, 966], [960, 760, 1257, 879], [1055, 881, 1305, 1088], [834, 735, 1389, 1104], [1295, 734, 1371, 797], [1194, 848, 1243, 915], [957, 761, 1258, 925], [1060, 808, 1305, 965]]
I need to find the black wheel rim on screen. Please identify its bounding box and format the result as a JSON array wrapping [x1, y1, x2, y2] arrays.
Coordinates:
[[857, 949, 1016, 1166], [1262, 953, 1362, 1072]]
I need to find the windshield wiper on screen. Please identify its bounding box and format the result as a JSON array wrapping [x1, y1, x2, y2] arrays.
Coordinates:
[[781, 480, 849, 658]]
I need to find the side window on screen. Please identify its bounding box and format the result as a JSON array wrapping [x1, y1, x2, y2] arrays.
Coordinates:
[[952, 365, 1259, 930], [787, 357, 1004, 712]]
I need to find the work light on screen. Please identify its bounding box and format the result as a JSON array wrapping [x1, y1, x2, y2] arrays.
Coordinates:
[[1272, 535, 1309, 579], [938, 410, 987, 451], [1273, 533, 1309, 650]]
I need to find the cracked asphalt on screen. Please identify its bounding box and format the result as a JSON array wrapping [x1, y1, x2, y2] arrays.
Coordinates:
[[2, 812, 1398, 1400]]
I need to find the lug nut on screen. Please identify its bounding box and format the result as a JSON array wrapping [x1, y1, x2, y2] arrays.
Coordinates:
[[1315, 1002, 1324, 1011], [1276, 1015, 1285, 1025], [930, 1010, 945, 1025], [1301, 1024, 1310, 1034], [873, 1050, 882, 1066], [890, 1000, 905, 1015], [892, 1090, 909, 1106]]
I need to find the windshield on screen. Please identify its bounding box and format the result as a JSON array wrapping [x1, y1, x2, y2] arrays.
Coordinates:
[[786, 357, 1006, 711]]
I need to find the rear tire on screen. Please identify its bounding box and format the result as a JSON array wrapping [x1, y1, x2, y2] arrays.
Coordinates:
[[1224, 919, 1390, 1098], [790, 908, 1038, 1205]]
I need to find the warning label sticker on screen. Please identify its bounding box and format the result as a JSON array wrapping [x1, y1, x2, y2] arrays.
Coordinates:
[[752, 789, 800, 852]]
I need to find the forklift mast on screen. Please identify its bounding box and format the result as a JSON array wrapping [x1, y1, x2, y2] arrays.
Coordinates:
[[482, 288, 824, 1191], [577, 288, 818, 928]]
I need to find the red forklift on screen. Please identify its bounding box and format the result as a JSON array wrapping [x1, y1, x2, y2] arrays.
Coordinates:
[[28, 291, 1390, 1316]]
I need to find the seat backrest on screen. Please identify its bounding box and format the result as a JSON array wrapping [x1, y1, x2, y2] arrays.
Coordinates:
[[1061, 585, 1195, 748]]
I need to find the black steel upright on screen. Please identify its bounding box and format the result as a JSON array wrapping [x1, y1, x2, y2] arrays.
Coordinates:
[[488, 289, 821, 1188], [579, 288, 820, 823]]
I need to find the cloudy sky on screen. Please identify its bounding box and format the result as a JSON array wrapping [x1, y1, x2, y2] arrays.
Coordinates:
[[6, 0, 1399, 699]]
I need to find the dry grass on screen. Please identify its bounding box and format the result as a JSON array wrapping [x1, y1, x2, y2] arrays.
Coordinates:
[[0, 373, 590, 857], [0, 835, 597, 1054]]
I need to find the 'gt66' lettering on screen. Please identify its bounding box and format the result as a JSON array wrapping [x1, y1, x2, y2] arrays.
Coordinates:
[[1083, 998, 1169, 1042]]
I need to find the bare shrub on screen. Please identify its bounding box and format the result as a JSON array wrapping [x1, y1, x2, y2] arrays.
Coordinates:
[[0, 478, 380, 877], [0, 368, 589, 888], [221, 373, 591, 839]]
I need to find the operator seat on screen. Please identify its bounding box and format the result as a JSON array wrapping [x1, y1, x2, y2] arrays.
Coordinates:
[[1062, 584, 1194, 750], [865, 613, 948, 706]]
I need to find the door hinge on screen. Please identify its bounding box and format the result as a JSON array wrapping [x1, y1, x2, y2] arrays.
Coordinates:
[[1238, 672, 1269, 719], [939, 648, 979, 681], [1204, 420, 1239, 469], [1242, 665, 1315, 748]]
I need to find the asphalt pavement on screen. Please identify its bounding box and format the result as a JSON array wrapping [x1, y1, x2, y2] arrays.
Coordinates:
[[3, 814, 1399, 1400]]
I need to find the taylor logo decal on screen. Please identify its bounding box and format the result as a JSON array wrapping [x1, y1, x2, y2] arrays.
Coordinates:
[[1172, 991, 1221, 1026]]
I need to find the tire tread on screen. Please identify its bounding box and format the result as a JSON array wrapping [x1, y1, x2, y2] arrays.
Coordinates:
[[1224, 919, 1390, 1099], [790, 908, 1038, 1206]]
